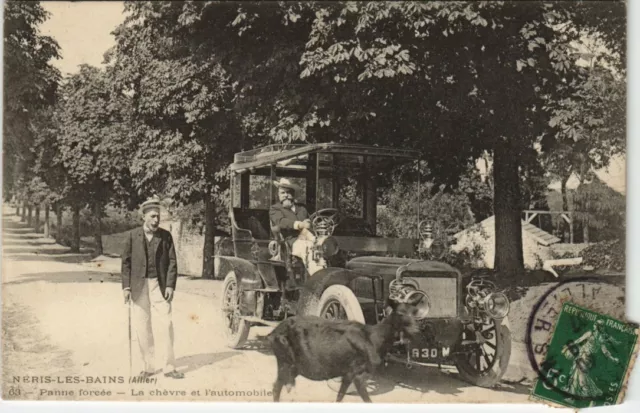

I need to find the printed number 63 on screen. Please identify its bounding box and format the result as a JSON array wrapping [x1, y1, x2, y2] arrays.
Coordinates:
[[8, 387, 21, 396]]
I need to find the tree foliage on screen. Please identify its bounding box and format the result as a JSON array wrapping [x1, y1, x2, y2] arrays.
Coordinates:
[[108, 2, 244, 202], [280, 1, 600, 276], [294, 1, 625, 276], [378, 180, 475, 239], [104, 1, 624, 277], [108, 1, 251, 277], [544, 66, 625, 182], [36, 65, 141, 252], [3, 0, 61, 195], [54, 65, 136, 207], [12, 1, 625, 277], [572, 177, 625, 242]]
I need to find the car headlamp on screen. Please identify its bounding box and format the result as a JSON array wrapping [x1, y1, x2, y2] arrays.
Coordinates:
[[404, 289, 431, 319], [483, 292, 510, 319], [464, 277, 510, 319]]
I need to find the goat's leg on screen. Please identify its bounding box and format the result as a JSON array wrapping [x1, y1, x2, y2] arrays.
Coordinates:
[[346, 335, 382, 372], [273, 360, 295, 402], [273, 379, 284, 402], [353, 375, 372, 403], [336, 374, 353, 403]]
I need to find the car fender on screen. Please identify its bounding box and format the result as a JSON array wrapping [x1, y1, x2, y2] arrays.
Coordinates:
[[296, 267, 377, 316], [217, 256, 263, 290]]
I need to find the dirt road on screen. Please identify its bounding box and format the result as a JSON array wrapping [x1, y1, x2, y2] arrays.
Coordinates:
[[2, 211, 532, 403]]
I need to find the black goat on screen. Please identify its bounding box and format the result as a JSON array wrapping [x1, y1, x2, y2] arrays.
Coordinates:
[[267, 301, 420, 402]]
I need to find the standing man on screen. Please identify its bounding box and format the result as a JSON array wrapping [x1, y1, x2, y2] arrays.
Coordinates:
[[122, 198, 184, 379]]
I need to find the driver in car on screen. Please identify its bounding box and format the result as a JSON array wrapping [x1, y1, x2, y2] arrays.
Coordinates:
[[269, 178, 326, 276]]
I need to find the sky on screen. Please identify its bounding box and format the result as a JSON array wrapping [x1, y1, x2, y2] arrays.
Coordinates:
[[37, 1, 626, 195], [40, 1, 125, 76], [556, 154, 626, 194], [475, 154, 626, 195]]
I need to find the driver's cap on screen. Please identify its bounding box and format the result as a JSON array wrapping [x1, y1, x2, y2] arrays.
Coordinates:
[[273, 178, 301, 193]]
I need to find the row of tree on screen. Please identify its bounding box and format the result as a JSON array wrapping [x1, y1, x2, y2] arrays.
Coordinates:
[[4, 1, 61, 238], [4, 1, 626, 278]]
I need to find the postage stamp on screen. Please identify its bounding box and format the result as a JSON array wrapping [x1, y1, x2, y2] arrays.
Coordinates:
[[530, 302, 639, 409], [525, 277, 628, 381]]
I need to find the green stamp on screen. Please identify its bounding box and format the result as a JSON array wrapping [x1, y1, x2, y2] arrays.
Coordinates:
[[531, 302, 639, 408]]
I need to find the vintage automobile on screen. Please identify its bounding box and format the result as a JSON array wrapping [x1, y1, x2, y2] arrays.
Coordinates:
[[216, 143, 512, 387]]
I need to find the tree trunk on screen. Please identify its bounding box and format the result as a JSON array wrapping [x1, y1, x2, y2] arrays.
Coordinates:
[[56, 203, 63, 243], [560, 173, 570, 212], [16, 204, 20, 216], [92, 201, 104, 256], [583, 220, 590, 243], [71, 205, 81, 253], [27, 205, 33, 227], [44, 204, 51, 238], [493, 141, 524, 276], [559, 173, 571, 243], [21, 202, 26, 222], [202, 194, 217, 279], [483, 151, 494, 193], [34, 205, 41, 233]]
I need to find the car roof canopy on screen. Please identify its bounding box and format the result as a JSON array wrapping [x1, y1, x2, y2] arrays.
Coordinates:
[[230, 143, 420, 173]]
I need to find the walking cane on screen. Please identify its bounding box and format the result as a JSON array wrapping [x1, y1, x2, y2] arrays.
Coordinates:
[[128, 297, 132, 377]]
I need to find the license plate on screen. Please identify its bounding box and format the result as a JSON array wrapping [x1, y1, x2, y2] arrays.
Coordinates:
[[411, 347, 451, 359]]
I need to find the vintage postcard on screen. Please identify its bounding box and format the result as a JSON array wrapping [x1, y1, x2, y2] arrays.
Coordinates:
[[2, 0, 632, 405]]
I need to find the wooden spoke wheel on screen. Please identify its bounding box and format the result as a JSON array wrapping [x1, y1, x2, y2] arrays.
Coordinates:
[[453, 316, 512, 388], [220, 271, 250, 349]]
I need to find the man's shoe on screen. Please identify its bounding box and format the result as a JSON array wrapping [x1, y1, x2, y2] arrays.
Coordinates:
[[164, 370, 185, 379], [138, 371, 154, 378]]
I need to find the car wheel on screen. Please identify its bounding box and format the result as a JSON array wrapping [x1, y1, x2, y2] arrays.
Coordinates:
[[317, 284, 365, 323], [453, 316, 512, 388], [220, 271, 250, 349], [317, 285, 365, 395]]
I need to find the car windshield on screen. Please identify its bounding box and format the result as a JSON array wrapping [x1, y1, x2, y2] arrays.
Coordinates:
[[233, 152, 412, 215], [231, 149, 418, 238]]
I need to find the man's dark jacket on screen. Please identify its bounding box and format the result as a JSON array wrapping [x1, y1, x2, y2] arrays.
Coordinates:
[[269, 202, 309, 241], [121, 226, 178, 301]]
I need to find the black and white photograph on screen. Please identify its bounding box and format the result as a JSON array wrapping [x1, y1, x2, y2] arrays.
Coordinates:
[[1, 0, 634, 406]]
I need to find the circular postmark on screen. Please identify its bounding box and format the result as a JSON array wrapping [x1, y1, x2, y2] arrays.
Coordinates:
[[526, 275, 627, 402]]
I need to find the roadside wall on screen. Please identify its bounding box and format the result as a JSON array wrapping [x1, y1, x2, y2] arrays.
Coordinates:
[[100, 219, 206, 277], [164, 220, 205, 277]]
